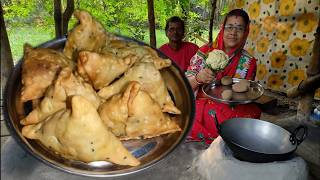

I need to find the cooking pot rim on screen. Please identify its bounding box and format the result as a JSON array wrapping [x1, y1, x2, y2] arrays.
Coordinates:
[[219, 118, 299, 155], [221, 134, 297, 155]]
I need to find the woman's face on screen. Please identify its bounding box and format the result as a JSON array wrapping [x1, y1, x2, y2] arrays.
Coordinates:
[[223, 16, 246, 52]]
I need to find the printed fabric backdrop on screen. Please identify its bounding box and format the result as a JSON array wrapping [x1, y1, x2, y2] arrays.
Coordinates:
[[228, 0, 320, 99]]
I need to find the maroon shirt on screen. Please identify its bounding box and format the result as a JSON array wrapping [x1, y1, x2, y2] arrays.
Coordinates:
[[159, 42, 199, 71]]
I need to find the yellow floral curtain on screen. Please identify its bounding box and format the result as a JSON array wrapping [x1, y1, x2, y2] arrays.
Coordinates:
[[228, 0, 320, 99]]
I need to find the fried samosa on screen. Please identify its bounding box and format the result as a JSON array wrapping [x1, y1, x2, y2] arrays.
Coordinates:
[[55, 67, 101, 108], [22, 95, 140, 166], [103, 40, 171, 70], [99, 81, 181, 140], [63, 10, 106, 60], [77, 51, 138, 90], [98, 62, 181, 114], [20, 85, 66, 125], [20, 67, 101, 125], [21, 44, 73, 102], [98, 81, 134, 137]]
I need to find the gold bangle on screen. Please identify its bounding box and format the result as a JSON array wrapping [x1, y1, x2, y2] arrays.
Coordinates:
[[195, 73, 203, 85]]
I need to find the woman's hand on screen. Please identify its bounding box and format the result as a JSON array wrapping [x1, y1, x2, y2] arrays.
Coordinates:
[[195, 68, 216, 84]]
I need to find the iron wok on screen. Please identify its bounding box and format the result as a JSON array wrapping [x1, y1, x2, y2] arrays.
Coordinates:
[[210, 110, 307, 163]]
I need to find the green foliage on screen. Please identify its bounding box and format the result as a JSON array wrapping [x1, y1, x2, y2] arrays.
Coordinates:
[[220, 3, 229, 16], [6, 26, 168, 62], [3, 1, 35, 27], [7, 26, 55, 61], [186, 10, 207, 40], [3, 0, 54, 27], [3, 0, 223, 60], [71, 0, 149, 40], [41, 1, 55, 25]]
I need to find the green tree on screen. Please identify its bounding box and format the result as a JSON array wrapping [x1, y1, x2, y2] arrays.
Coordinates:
[[3, 0, 221, 48]]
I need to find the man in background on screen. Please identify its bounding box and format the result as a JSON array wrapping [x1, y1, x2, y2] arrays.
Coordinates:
[[159, 16, 199, 71]]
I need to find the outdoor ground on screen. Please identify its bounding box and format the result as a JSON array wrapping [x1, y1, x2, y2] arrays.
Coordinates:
[[1, 90, 319, 179]]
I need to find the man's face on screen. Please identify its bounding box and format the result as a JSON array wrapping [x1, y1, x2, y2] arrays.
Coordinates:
[[166, 22, 184, 42]]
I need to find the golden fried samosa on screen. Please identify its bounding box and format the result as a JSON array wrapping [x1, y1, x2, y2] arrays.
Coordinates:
[[103, 40, 171, 70], [20, 67, 101, 125], [99, 81, 181, 140], [22, 96, 140, 166], [20, 85, 66, 125], [98, 62, 180, 114], [98, 82, 132, 137], [56, 67, 101, 108], [21, 44, 73, 102], [78, 51, 138, 90], [125, 82, 181, 139], [63, 10, 106, 60]]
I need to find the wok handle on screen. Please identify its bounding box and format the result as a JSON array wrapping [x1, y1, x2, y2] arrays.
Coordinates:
[[290, 125, 308, 145], [209, 110, 221, 132]]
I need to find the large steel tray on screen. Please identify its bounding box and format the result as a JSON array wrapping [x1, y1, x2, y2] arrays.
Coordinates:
[[3, 36, 195, 177]]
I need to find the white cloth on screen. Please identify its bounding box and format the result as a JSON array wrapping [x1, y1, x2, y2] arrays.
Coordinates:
[[196, 136, 308, 180]]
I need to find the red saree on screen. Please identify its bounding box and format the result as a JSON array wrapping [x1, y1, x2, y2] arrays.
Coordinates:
[[186, 22, 261, 144]]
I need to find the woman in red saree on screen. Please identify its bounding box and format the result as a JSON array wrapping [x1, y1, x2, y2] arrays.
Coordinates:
[[186, 9, 261, 144]]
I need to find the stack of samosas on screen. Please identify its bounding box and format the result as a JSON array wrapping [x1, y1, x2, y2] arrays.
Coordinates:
[[19, 10, 181, 166]]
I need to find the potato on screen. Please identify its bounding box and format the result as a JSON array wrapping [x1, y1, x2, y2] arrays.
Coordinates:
[[239, 79, 250, 87], [221, 89, 232, 100], [232, 80, 249, 93], [221, 76, 233, 86]]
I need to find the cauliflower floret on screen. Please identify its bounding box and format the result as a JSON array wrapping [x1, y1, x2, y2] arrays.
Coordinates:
[[205, 50, 229, 71]]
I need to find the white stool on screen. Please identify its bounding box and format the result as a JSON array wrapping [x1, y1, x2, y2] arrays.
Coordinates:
[[196, 136, 308, 180]]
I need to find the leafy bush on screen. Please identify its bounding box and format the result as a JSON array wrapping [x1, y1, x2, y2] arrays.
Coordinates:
[[3, 0, 223, 60]]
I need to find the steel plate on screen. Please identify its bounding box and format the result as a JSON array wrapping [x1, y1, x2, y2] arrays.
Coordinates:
[[3, 36, 195, 177], [202, 78, 264, 105]]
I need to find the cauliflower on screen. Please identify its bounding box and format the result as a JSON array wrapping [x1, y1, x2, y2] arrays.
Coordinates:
[[205, 50, 229, 71]]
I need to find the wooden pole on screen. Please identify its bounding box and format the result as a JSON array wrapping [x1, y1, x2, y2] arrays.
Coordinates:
[[306, 20, 320, 76], [287, 74, 320, 98], [1, 4, 14, 95], [208, 0, 218, 43], [147, 0, 156, 48], [296, 19, 320, 123], [54, 0, 62, 38], [54, 0, 74, 39], [62, 0, 74, 35]]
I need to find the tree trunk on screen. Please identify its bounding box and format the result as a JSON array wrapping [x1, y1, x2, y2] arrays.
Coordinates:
[[62, 0, 74, 35], [54, 0, 62, 38], [54, 0, 74, 39], [209, 0, 218, 43], [0, 4, 14, 95], [147, 0, 156, 48]]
